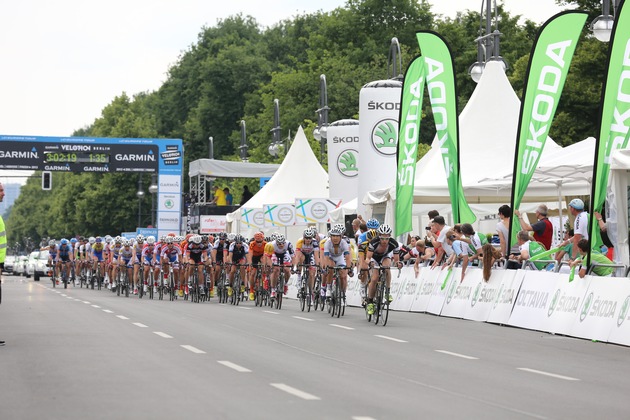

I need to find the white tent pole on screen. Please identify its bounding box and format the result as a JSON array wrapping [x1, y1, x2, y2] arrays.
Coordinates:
[[557, 181, 564, 246]]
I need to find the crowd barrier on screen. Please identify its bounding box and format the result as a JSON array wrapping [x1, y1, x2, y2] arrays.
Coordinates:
[[285, 265, 630, 347]]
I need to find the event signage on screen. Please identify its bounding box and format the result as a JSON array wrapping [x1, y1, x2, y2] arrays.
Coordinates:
[[357, 80, 402, 214], [507, 271, 562, 330], [416, 31, 475, 224], [240, 207, 265, 231], [200, 216, 227, 234], [0, 135, 183, 238], [391, 266, 423, 311], [264, 203, 296, 227], [326, 120, 359, 204], [462, 270, 511, 322], [591, 1, 630, 249], [294, 198, 342, 224], [395, 56, 426, 236], [486, 270, 522, 325], [541, 274, 592, 335], [410, 267, 442, 312], [510, 12, 587, 245]]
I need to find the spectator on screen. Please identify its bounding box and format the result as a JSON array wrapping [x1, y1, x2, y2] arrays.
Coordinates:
[[224, 187, 233, 206], [514, 204, 553, 250], [241, 185, 254, 204], [481, 243, 502, 282], [593, 210, 615, 260], [428, 216, 452, 268], [352, 217, 364, 242], [568, 198, 588, 259], [570, 238, 615, 278], [211, 186, 227, 206], [427, 210, 439, 223], [555, 229, 574, 265], [496, 205, 519, 263], [413, 240, 435, 277], [509, 230, 546, 269], [460, 223, 487, 263], [443, 229, 468, 282]]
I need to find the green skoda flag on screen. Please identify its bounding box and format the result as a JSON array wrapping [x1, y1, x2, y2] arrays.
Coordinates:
[[509, 11, 587, 246], [416, 31, 475, 224], [395, 56, 426, 236], [590, 0, 630, 251]]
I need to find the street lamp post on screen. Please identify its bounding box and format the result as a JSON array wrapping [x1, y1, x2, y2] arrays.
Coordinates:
[[149, 174, 158, 228], [591, 0, 620, 42], [208, 136, 214, 159], [313, 74, 330, 163], [239, 120, 249, 162], [468, 0, 508, 83], [137, 177, 145, 228], [268, 99, 282, 157]]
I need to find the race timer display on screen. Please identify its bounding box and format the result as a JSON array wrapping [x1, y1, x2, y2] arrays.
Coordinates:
[[44, 152, 110, 164]]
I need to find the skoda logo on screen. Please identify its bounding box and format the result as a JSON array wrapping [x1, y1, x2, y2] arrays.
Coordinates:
[[580, 292, 594, 322], [493, 284, 504, 309], [337, 149, 358, 178], [371, 119, 398, 156], [617, 296, 630, 327], [446, 279, 457, 304], [164, 199, 174, 209], [548, 289, 561, 317], [471, 283, 482, 307]]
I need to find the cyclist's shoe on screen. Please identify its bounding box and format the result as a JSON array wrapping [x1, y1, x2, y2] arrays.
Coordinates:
[[227, 287, 233, 296], [199, 285, 205, 295], [178, 289, 184, 297], [240, 285, 245, 293], [320, 287, 326, 297], [325, 288, 332, 298], [153, 286, 158, 294], [107, 282, 111, 290], [283, 285, 288, 295], [271, 290, 276, 299], [112, 282, 117, 289], [388, 294, 394, 302], [143, 284, 148, 293], [263, 279, 270, 290], [361, 298, 367, 308], [249, 292, 255, 301], [367, 303, 375, 315], [210, 288, 215, 298], [133, 288, 138, 295]]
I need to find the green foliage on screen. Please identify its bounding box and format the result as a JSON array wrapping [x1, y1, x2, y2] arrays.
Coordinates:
[[9, 0, 609, 243]]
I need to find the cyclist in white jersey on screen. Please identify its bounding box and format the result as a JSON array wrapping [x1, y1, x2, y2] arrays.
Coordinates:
[[322, 225, 353, 299]]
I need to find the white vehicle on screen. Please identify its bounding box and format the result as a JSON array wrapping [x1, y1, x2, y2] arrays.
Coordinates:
[[26, 251, 39, 278], [14, 255, 28, 276], [33, 250, 50, 282], [3, 255, 16, 274]]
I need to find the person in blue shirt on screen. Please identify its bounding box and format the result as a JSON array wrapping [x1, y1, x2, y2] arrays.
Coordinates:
[[224, 188, 233, 206]]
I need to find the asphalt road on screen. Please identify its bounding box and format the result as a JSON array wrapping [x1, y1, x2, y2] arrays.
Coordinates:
[[1, 274, 629, 420]]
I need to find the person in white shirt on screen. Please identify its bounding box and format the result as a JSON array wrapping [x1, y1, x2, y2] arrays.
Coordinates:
[[569, 198, 589, 259]]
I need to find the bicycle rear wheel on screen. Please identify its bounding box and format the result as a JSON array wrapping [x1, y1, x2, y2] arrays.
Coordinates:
[[335, 282, 342, 318]]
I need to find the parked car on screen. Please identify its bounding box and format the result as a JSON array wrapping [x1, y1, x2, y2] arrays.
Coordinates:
[[13, 255, 28, 276], [33, 250, 50, 282], [25, 251, 39, 278], [3, 255, 16, 274]]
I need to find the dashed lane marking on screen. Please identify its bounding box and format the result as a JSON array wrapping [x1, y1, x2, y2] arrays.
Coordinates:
[[517, 368, 579, 381], [217, 361, 252, 373], [153, 332, 173, 339], [181, 345, 206, 354], [374, 335, 407, 343], [270, 383, 320, 401], [435, 350, 479, 360]]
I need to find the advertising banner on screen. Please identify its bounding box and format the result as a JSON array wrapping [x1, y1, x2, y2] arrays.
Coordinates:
[[486, 269, 523, 325], [510, 12, 587, 245], [607, 286, 630, 346], [239, 207, 265, 231], [327, 120, 359, 204], [294, 198, 342, 225], [441, 268, 481, 318], [345, 267, 363, 307], [416, 32, 475, 224], [264, 203, 296, 228], [427, 268, 458, 315], [540, 274, 592, 335], [462, 269, 511, 322], [571, 276, 630, 342], [411, 267, 442, 312], [391, 266, 424, 312], [507, 271, 564, 330], [200, 216, 227, 234], [357, 80, 402, 214], [395, 56, 426, 236]]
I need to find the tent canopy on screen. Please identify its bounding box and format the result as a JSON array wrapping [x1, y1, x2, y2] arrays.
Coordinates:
[[189, 159, 280, 178]]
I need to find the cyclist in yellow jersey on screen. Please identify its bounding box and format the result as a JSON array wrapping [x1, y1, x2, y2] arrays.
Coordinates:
[[294, 228, 320, 302]]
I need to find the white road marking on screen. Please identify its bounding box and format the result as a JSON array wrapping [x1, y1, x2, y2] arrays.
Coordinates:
[[61, 294, 67, 297], [181, 345, 206, 354], [292, 316, 314, 322], [66, 296, 73, 299], [239, 307, 252, 310], [91, 305, 101, 308], [102, 309, 114, 314], [270, 383, 320, 400], [116, 315, 129, 320], [435, 350, 479, 360], [517, 368, 579, 381], [353, 417, 377, 420], [217, 361, 252, 373], [264, 310, 279, 315], [330, 324, 354, 330], [374, 335, 408, 343], [153, 332, 173, 339], [133, 322, 148, 328], [83, 301, 90, 304]]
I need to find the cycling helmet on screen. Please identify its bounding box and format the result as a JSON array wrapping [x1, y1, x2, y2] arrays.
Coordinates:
[[60, 238, 69, 245], [49, 239, 56, 246], [303, 228, 315, 239], [227, 233, 236, 242], [329, 226, 343, 236], [88, 236, 96, 244], [377, 224, 393, 236], [276, 234, 286, 244], [366, 229, 377, 241], [254, 232, 264, 241], [191, 235, 202, 244], [164, 236, 173, 244], [333, 223, 346, 234], [366, 218, 380, 229], [70, 238, 78, 244], [234, 234, 243, 243], [219, 232, 228, 240], [95, 236, 102, 243], [136, 234, 145, 242], [105, 235, 112, 243], [146, 236, 156, 245]]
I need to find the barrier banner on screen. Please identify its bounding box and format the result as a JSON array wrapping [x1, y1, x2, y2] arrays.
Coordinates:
[[571, 276, 630, 342], [411, 268, 442, 312], [508, 271, 564, 330], [346, 268, 363, 307], [263, 203, 295, 228], [607, 284, 630, 346], [391, 266, 421, 311], [540, 274, 592, 335], [427, 268, 458, 315], [463, 269, 512, 322], [395, 56, 426, 236], [200, 215, 226, 234], [389, 267, 406, 305], [327, 120, 360, 204], [441, 268, 482, 318], [240, 207, 265, 230], [294, 198, 341, 225], [510, 11, 587, 246], [486, 269, 522, 325]]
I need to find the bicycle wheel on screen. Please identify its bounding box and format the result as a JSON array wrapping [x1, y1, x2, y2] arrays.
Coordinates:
[[335, 280, 341, 318], [62, 267, 68, 289], [138, 267, 144, 299], [382, 289, 390, 326], [159, 274, 164, 300], [169, 272, 175, 301], [148, 271, 154, 300], [299, 279, 306, 312]]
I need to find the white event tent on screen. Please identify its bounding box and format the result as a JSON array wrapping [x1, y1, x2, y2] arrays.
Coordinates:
[[226, 126, 329, 241], [363, 61, 572, 231]]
